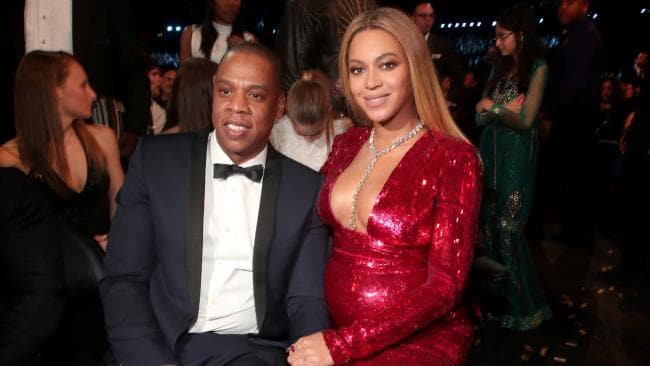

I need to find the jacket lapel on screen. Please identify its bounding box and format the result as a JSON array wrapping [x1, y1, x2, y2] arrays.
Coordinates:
[[184, 129, 210, 317], [252, 145, 281, 329]]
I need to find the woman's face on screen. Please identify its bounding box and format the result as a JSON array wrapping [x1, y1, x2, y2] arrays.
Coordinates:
[[495, 24, 517, 56], [56, 61, 96, 124], [347, 29, 416, 126], [213, 0, 241, 25]]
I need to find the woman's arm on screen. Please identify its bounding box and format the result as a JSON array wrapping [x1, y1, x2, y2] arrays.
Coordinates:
[[87, 125, 125, 217], [489, 63, 549, 131], [0, 141, 29, 173], [179, 26, 194, 62]]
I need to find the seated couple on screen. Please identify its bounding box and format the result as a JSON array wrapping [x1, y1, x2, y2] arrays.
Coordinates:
[[101, 9, 482, 366]]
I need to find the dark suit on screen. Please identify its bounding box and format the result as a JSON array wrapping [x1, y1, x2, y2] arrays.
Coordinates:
[[0, 168, 65, 366], [427, 33, 465, 99], [1, 0, 150, 143], [100, 130, 330, 365]]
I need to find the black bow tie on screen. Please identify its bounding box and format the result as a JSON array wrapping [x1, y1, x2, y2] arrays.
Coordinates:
[[213, 163, 264, 182]]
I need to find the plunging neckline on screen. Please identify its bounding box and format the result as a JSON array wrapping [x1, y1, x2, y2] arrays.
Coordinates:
[[327, 129, 431, 235]]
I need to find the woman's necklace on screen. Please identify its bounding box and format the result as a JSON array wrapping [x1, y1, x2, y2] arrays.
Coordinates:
[[349, 120, 425, 230]]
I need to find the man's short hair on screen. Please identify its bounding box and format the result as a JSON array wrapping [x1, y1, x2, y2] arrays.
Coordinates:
[[223, 43, 282, 89], [410, 1, 434, 15]]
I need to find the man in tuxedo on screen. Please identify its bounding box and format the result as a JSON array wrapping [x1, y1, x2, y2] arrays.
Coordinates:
[[100, 43, 330, 365], [1, 168, 65, 366]]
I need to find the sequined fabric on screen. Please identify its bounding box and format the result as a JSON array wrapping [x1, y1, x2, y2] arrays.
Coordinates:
[[318, 127, 483, 365]]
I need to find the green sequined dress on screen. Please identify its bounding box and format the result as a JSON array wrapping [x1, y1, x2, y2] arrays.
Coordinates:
[[475, 59, 552, 331]]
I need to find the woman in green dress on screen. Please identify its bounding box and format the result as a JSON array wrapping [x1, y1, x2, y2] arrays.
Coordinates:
[[475, 3, 552, 331]]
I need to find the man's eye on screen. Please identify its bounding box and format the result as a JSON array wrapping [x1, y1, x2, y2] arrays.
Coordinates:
[[219, 88, 231, 96]]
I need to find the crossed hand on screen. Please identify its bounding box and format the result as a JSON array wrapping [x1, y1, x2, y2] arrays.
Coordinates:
[[287, 332, 334, 366]]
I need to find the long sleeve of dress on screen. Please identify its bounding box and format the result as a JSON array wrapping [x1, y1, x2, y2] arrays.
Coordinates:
[[322, 143, 483, 364], [495, 63, 548, 131]]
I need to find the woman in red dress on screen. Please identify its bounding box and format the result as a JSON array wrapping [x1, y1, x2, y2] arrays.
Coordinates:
[[287, 7, 483, 366]]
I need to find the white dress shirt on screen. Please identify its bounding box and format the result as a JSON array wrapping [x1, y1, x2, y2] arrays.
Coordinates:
[[189, 132, 266, 334], [24, 0, 74, 53], [150, 99, 167, 135]]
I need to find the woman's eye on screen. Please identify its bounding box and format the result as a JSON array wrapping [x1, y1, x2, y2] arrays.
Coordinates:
[[219, 88, 231, 96], [350, 66, 363, 75], [381, 62, 397, 70]]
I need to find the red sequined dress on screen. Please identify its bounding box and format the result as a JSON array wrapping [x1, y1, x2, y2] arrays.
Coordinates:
[[318, 127, 483, 365]]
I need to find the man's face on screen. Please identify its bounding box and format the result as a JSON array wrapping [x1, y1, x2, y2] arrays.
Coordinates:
[[601, 80, 613, 101], [411, 3, 435, 36], [635, 52, 648, 68], [557, 0, 588, 27], [147, 67, 162, 98], [161, 69, 177, 98], [212, 52, 284, 164]]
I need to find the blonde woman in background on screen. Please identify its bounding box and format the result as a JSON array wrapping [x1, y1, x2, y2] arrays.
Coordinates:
[[270, 70, 352, 171]]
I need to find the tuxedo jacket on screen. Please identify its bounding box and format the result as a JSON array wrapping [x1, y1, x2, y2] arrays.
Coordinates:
[[100, 130, 330, 365]]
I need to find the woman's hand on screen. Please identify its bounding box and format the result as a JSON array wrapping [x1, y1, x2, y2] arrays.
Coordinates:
[[287, 332, 334, 366], [504, 94, 524, 114], [475, 98, 494, 115], [94, 234, 108, 252]]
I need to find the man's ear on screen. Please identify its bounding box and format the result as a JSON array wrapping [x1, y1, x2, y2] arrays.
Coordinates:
[[275, 93, 286, 121]]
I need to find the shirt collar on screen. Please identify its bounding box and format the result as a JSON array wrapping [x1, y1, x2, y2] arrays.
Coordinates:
[[209, 132, 267, 168]]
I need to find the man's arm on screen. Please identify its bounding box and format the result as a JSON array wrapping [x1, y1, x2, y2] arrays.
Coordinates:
[[99, 141, 176, 365], [0, 169, 65, 364], [286, 183, 330, 341]]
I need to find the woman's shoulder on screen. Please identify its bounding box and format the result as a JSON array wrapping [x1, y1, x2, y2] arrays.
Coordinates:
[[84, 124, 117, 145], [332, 117, 354, 136], [430, 132, 480, 163], [269, 116, 293, 146], [82, 124, 120, 160], [532, 58, 548, 72], [0, 140, 28, 172]]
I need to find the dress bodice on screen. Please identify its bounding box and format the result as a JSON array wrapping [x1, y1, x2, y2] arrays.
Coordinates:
[[30, 160, 110, 237], [317, 127, 483, 365]]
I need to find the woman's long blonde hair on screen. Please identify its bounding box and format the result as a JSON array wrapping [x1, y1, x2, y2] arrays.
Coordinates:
[[338, 7, 466, 139]]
